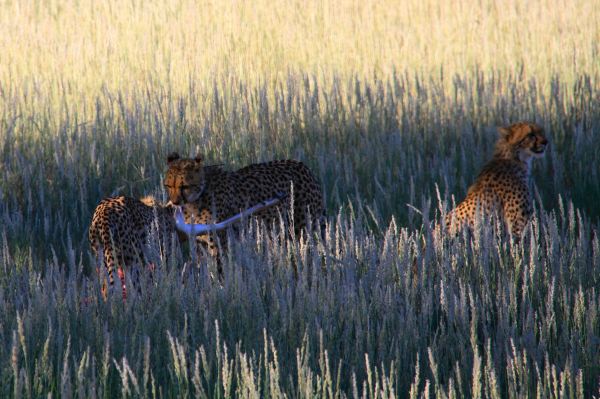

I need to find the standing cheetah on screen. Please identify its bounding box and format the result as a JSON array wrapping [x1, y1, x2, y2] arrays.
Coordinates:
[[164, 153, 326, 260], [446, 122, 548, 237], [89, 196, 179, 299]]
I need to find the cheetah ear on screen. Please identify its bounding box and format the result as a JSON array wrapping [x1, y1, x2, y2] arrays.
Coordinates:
[[167, 152, 180, 164], [497, 126, 512, 138], [194, 155, 203, 164]]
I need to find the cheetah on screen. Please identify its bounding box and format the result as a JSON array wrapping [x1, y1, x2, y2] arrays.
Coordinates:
[[164, 153, 326, 260], [89, 196, 180, 299], [445, 121, 548, 237]]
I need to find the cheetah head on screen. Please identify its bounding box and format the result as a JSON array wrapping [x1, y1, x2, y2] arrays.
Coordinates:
[[496, 122, 548, 162], [164, 152, 206, 206]]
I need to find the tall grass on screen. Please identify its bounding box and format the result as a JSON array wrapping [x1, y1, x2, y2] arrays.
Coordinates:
[[1, 195, 599, 397], [1, 0, 599, 397], [1, 0, 598, 105]]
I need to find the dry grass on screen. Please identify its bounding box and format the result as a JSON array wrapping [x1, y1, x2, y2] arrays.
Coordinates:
[[1, 0, 598, 103], [0, 0, 599, 397]]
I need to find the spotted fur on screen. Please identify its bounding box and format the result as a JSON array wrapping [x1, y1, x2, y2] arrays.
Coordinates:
[[88, 196, 178, 298], [164, 153, 326, 258], [446, 122, 548, 237]]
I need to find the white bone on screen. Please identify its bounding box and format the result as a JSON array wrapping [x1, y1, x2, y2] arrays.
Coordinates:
[[174, 195, 284, 236]]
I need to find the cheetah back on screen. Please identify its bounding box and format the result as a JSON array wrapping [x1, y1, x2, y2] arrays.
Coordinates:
[[89, 196, 176, 287], [446, 160, 532, 235]]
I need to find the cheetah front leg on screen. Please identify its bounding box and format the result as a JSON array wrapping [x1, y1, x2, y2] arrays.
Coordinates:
[[505, 210, 530, 238], [196, 233, 224, 281], [503, 197, 532, 238], [445, 202, 474, 235]]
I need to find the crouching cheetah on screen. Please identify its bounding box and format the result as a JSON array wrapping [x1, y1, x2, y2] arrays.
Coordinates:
[[164, 153, 326, 259], [445, 121, 548, 237], [89, 196, 180, 299]]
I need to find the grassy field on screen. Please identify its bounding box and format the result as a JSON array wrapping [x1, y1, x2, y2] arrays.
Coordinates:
[[1, 0, 599, 397]]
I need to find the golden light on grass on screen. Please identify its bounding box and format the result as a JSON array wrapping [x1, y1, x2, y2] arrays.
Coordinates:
[[1, 0, 597, 102]]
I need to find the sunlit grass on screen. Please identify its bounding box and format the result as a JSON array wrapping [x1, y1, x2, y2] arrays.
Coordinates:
[[1, 0, 598, 109]]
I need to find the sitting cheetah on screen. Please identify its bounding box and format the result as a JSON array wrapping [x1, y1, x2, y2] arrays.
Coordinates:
[[445, 122, 548, 237], [164, 153, 326, 260], [89, 196, 179, 299]]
